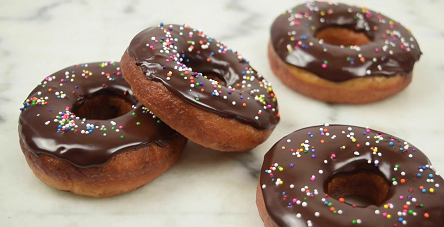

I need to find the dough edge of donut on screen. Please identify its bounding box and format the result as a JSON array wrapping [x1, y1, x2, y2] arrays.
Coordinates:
[[121, 51, 274, 152], [268, 43, 412, 104], [19, 133, 187, 198], [256, 182, 279, 227]]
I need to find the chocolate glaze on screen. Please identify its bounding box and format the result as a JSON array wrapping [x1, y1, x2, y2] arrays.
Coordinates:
[[260, 124, 444, 227], [127, 24, 279, 129], [19, 62, 180, 168], [271, 2, 422, 82]]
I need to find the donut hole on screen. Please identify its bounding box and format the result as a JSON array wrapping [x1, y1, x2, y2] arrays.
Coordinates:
[[315, 26, 371, 46], [326, 172, 390, 207], [72, 91, 133, 120], [203, 73, 226, 86]]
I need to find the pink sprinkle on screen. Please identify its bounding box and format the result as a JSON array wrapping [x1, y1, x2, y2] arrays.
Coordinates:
[[331, 154, 336, 159], [383, 213, 387, 217], [399, 196, 404, 200], [119, 126, 123, 129], [322, 64, 327, 68]]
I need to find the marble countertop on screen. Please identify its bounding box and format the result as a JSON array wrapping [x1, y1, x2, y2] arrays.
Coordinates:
[[1, 0, 444, 226]]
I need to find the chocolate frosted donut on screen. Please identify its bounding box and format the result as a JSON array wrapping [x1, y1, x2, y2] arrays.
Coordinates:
[[257, 124, 444, 227], [269, 2, 422, 103], [19, 62, 187, 197], [122, 23, 279, 151]]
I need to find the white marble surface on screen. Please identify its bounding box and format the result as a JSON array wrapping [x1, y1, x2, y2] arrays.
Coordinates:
[[1, 0, 444, 226]]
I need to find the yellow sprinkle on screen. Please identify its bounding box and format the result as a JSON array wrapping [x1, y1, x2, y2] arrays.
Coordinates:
[[387, 214, 391, 219], [320, 11, 325, 16], [352, 138, 357, 142], [311, 26, 316, 30], [342, 146, 346, 149], [384, 204, 388, 209], [290, 37, 295, 41], [430, 188, 435, 193], [279, 167, 284, 171], [279, 181, 283, 185]]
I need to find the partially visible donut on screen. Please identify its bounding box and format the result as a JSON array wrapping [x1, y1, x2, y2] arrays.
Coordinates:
[[257, 124, 444, 226], [18, 62, 187, 197], [269, 2, 422, 103], [121, 23, 280, 152]]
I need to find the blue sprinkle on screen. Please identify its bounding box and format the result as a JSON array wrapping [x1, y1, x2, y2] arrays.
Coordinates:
[[429, 174, 434, 178], [160, 22, 164, 26], [389, 142, 394, 146], [417, 173, 422, 177]]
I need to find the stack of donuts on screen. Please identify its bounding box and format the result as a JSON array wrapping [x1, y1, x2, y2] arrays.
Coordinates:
[[18, 1, 444, 226]]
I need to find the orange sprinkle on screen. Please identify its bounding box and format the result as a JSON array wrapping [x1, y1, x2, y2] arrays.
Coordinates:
[[184, 71, 189, 75], [48, 88, 52, 91], [424, 213, 429, 218], [206, 58, 211, 62], [200, 88, 204, 92], [321, 140, 325, 144], [330, 207, 335, 212], [242, 103, 247, 107], [403, 205, 408, 209], [400, 179, 406, 184], [339, 198, 345, 203], [360, 57, 365, 62], [420, 186, 424, 190], [257, 111, 262, 115], [323, 128, 328, 132], [281, 146, 286, 150]]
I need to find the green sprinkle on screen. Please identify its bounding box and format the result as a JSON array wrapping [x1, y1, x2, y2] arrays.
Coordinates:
[[120, 135, 125, 139], [132, 112, 136, 116], [195, 97, 200, 101], [136, 122, 141, 125], [157, 120, 161, 124]]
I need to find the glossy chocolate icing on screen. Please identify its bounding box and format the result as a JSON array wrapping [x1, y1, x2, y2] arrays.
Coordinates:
[[127, 24, 279, 129], [260, 124, 444, 227], [271, 2, 422, 82], [19, 62, 179, 168]]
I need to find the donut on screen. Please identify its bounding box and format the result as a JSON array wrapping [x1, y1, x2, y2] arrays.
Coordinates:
[[269, 2, 422, 104], [257, 124, 444, 226], [18, 62, 187, 197], [121, 23, 280, 152]]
